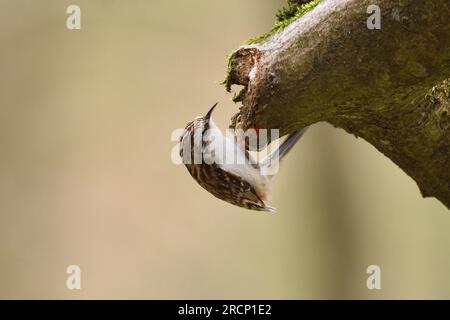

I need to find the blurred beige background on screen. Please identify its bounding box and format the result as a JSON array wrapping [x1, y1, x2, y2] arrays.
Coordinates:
[[0, 0, 448, 299]]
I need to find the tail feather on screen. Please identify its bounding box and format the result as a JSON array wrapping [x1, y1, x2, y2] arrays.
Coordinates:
[[261, 127, 309, 168], [262, 205, 277, 213]]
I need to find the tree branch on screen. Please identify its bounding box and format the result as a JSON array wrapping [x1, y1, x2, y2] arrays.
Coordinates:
[[226, 0, 450, 208]]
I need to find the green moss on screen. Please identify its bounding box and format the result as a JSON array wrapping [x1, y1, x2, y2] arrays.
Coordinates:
[[222, 0, 321, 92], [222, 51, 237, 92], [245, 0, 321, 45]]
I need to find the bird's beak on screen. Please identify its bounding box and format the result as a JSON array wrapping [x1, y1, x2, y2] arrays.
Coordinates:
[[205, 102, 218, 121]]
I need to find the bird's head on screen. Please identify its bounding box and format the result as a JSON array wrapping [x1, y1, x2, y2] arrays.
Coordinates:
[[179, 103, 218, 161]]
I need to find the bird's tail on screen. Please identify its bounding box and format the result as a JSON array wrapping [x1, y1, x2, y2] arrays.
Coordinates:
[[260, 127, 308, 169]]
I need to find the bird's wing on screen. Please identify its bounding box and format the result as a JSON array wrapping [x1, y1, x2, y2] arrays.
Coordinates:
[[193, 163, 268, 211]]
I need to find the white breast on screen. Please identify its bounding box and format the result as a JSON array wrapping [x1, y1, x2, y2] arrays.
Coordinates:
[[202, 120, 272, 200]]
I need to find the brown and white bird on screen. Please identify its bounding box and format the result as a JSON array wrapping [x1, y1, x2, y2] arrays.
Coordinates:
[[179, 103, 307, 212]]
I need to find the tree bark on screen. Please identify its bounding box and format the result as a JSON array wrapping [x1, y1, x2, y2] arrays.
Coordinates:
[[226, 0, 450, 208]]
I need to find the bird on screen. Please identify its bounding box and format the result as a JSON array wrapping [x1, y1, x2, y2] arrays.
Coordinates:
[[179, 103, 307, 212]]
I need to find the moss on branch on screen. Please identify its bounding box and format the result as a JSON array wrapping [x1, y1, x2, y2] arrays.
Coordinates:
[[222, 0, 321, 92], [245, 0, 321, 45]]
